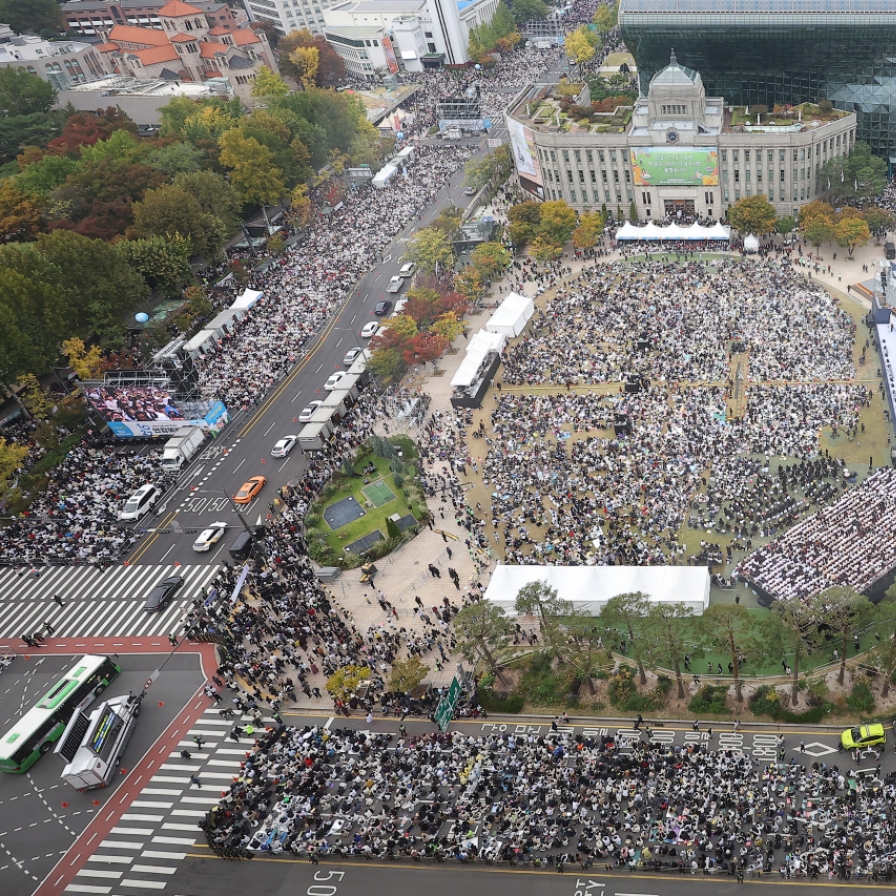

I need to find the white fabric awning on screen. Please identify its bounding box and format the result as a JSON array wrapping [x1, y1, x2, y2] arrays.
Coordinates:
[[616, 221, 731, 241]]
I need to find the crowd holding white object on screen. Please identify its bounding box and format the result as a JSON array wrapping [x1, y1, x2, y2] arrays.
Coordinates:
[[737, 468, 896, 603]]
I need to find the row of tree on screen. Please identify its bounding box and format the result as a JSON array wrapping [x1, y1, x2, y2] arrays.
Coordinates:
[[564, 2, 618, 65], [453, 582, 896, 706]]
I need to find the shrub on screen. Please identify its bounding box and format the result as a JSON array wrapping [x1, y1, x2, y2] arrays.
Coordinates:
[[847, 681, 876, 713], [608, 665, 669, 712], [477, 688, 524, 713], [749, 684, 832, 723], [688, 684, 728, 715]]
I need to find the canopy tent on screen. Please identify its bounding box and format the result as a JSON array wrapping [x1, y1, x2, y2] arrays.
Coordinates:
[[230, 289, 263, 311], [183, 329, 216, 356], [450, 330, 506, 387], [486, 292, 534, 337], [485, 566, 711, 616], [615, 221, 731, 241]]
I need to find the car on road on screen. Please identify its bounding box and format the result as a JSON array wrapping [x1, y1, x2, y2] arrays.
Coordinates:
[[324, 371, 346, 390], [234, 475, 266, 505], [360, 321, 380, 338], [119, 483, 161, 521], [270, 435, 297, 457], [398, 262, 416, 278], [143, 574, 185, 612], [192, 522, 228, 553], [387, 276, 403, 293], [374, 300, 392, 316], [343, 348, 363, 366], [298, 401, 323, 422], [464, 186, 477, 195], [841, 723, 886, 751]]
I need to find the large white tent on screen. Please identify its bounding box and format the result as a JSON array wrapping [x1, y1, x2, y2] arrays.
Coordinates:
[[450, 330, 506, 387], [485, 566, 711, 616], [615, 221, 731, 241], [486, 292, 534, 337], [231, 288, 263, 311]]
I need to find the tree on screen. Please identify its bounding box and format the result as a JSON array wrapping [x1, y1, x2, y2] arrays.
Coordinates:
[[368, 346, 404, 382], [511, 0, 549, 23], [529, 235, 562, 262], [0, 180, 41, 242], [538, 199, 577, 244], [833, 216, 871, 257], [292, 46, 320, 90], [455, 264, 486, 302], [774, 215, 796, 237], [119, 235, 193, 295], [698, 603, 769, 703], [573, 210, 603, 248], [455, 601, 513, 685], [798, 199, 834, 228], [862, 206, 896, 242], [61, 338, 104, 380], [403, 331, 448, 365], [15, 154, 79, 199], [389, 656, 430, 694], [867, 591, 896, 698], [507, 199, 541, 246], [386, 314, 418, 339], [218, 129, 285, 206], [728, 194, 778, 235], [0, 111, 62, 164], [803, 214, 834, 250], [599, 592, 650, 684], [643, 602, 693, 699], [0, 436, 29, 487], [0, 66, 56, 116], [404, 227, 454, 275], [19, 373, 51, 420], [145, 142, 204, 177], [471, 241, 511, 278], [132, 183, 218, 258], [175, 170, 241, 242], [514, 579, 576, 654], [760, 600, 818, 704], [810, 587, 873, 685], [816, 141, 887, 204], [593, 2, 619, 35], [565, 26, 596, 65], [563, 617, 608, 692], [431, 310, 465, 344], [251, 65, 290, 98], [278, 30, 345, 85], [0, 0, 64, 34], [325, 664, 370, 702]]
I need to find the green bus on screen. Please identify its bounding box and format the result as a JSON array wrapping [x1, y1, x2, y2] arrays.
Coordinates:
[[0, 654, 122, 773]]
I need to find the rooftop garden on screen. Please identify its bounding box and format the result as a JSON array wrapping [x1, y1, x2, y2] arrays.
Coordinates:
[[730, 101, 849, 128], [526, 90, 633, 134]]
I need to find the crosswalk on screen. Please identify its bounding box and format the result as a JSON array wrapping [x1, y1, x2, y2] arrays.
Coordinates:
[[67, 709, 258, 895], [0, 565, 221, 639]]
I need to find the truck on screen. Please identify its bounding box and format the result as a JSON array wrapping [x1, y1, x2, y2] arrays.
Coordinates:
[[55, 692, 143, 791], [160, 426, 206, 472]]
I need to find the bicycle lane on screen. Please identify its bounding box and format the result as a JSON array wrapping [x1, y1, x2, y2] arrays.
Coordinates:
[[24, 638, 218, 896]]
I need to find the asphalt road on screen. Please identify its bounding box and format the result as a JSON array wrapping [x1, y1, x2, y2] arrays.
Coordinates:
[[129, 130, 501, 569], [0, 651, 204, 896]]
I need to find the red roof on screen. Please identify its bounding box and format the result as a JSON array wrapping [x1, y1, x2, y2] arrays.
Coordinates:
[[232, 28, 261, 46], [199, 42, 227, 58], [207, 25, 230, 35], [169, 33, 194, 43], [107, 24, 170, 46], [130, 44, 181, 65], [96, 42, 119, 53], [157, 0, 205, 16]]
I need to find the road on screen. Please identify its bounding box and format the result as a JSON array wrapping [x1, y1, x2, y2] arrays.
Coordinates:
[[128, 130, 502, 569]]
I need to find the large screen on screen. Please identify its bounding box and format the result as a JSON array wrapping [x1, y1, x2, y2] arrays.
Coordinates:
[[630, 147, 719, 187], [506, 116, 544, 198]]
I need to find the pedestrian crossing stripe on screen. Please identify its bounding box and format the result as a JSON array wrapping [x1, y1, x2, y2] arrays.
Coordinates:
[[0, 565, 221, 639]]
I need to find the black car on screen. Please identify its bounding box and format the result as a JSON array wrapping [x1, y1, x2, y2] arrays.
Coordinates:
[[374, 300, 392, 316], [143, 575, 185, 612]]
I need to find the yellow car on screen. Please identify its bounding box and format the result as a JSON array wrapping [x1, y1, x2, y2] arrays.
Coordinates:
[[234, 475, 266, 505], [840, 723, 886, 751]]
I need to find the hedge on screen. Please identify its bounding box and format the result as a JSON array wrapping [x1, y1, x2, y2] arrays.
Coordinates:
[[477, 687, 524, 714]]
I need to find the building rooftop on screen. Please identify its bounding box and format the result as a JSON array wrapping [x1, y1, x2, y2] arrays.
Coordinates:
[[649, 51, 698, 87], [108, 24, 171, 45], [721, 102, 851, 133], [157, 0, 205, 16], [63, 73, 224, 95], [621, 0, 896, 12], [0, 36, 93, 62]]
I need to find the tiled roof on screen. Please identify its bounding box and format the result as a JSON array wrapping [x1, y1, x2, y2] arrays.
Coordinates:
[[231, 28, 260, 45], [157, 0, 205, 16], [170, 32, 195, 42], [199, 41, 227, 58], [107, 24, 170, 46], [130, 44, 181, 64]]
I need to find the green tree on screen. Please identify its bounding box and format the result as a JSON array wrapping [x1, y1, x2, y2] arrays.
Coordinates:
[[0, 66, 56, 116], [593, 2, 619, 35], [368, 346, 404, 382], [728, 194, 778, 235], [78, 128, 139, 165], [431, 310, 465, 344], [774, 215, 796, 237], [15, 154, 79, 199], [389, 656, 430, 694], [251, 65, 290, 98], [471, 241, 511, 278], [538, 198, 577, 244], [833, 216, 871, 257], [325, 664, 370, 702], [404, 227, 454, 275], [599, 592, 651, 685], [492, 2, 516, 36], [817, 141, 887, 204], [0, 0, 64, 33], [455, 603, 513, 683], [810, 586, 873, 685], [175, 170, 241, 246], [511, 0, 549, 23], [867, 591, 896, 698], [697, 603, 769, 703], [643, 602, 694, 699], [119, 236, 193, 295], [862, 206, 896, 241], [803, 214, 834, 250], [145, 142, 204, 177], [760, 599, 818, 704], [514, 579, 576, 655], [218, 129, 285, 206], [132, 182, 225, 259]]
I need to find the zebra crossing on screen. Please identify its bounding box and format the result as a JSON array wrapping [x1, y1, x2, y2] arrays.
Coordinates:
[[66, 709, 259, 895], [0, 565, 221, 639]]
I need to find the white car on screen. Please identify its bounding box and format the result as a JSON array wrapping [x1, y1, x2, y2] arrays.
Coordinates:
[[398, 262, 416, 278], [192, 521, 228, 552], [298, 400, 323, 422], [271, 435, 297, 457], [343, 348, 362, 366], [360, 321, 380, 338], [387, 276, 403, 293], [324, 371, 346, 390]]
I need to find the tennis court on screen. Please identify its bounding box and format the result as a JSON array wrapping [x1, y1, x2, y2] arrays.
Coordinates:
[[362, 480, 396, 508], [324, 495, 366, 530], [345, 530, 384, 554]]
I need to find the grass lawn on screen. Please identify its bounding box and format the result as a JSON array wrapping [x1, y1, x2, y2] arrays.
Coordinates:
[[304, 438, 428, 565]]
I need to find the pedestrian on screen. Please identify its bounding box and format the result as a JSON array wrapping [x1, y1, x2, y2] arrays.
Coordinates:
[[180, 749, 192, 760], [366, 711, 373, 725], [53, 594, 64, 607], [168, 633, 178, 647], [192, 734, 205, 749], [43, 621, 55, 635], [446, 546, 453, 559], [189, 774, 202, 788], [309, 850, 319, 865], [693, 719, 700, 731]]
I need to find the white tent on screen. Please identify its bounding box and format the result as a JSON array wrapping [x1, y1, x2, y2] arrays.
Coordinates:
[[231, 288, 263, 311], [616, 221, 731, 241], [450, 330, 506, 387], [708, 222, 732, 240], [485, 566, 711, 616], [486, 292, 534, 337], [183, 329, 216, 356]]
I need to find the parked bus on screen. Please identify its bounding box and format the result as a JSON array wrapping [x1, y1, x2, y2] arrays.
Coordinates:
[[0, 654, 122, 773]]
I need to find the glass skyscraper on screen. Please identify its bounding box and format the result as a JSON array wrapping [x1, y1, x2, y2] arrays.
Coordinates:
[[619, 0, 896, 162]]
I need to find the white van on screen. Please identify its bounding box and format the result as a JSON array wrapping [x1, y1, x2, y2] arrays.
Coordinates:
[[119, 483, 161, 521], [398, 263, 416, 279]]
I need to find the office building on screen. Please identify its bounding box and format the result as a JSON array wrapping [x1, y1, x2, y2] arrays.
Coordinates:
[[61, 0, 247, 39], [0, 25, 109, 88], [241, 0, 335, 35], [618, 0, 896, 162], [505, 53, 856, 220]]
